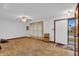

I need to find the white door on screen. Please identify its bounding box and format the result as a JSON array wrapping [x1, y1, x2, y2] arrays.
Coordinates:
[[30, 21, 43, 40], [30, 23, 37, 38], [34, 23, 38, 38], [30, 23, 34, 37], [55, 20, 68, 44], [37, 22, 43, 40]]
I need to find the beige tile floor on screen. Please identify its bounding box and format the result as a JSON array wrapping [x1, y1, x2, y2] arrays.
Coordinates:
[[0, 38, 74, 56]]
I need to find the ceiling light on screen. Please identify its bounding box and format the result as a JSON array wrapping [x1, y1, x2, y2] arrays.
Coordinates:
[[66, 10, 73, 16], [17, 15, 31, 22], [18, 16, 27, 22], [67, 10, 72, 16]]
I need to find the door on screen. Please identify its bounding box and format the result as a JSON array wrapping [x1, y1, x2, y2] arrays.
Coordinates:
[[30, 23, 38, 39], [55, 20, 68, 44], [30, 21, 43, 40], [37, 21, 43, 40]]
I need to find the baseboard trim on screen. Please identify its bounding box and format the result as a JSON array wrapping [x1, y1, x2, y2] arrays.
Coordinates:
[[49, 41, 55, 43], [7, 37, 55, 44], [7, 36, 30, 40]]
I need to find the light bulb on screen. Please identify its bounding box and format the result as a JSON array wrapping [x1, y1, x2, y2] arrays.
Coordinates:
[[67, 10, 71, 16], [21, 19, 26, 22]]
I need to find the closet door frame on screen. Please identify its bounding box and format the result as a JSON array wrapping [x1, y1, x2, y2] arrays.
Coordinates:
[[30, 21, 43, 40]]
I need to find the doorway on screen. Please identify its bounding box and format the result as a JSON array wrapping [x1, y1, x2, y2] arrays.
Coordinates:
[[54, 18, 76, 56], [68, 18, 76, 51]]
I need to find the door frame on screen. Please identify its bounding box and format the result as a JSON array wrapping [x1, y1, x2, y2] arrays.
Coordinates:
[[77, 3, 79, 56], [54, 18, 76, 56], [30, 21, 44, 40]]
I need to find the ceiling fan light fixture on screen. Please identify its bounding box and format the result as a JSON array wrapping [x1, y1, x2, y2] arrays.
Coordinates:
[[17, 15, 31, 22]]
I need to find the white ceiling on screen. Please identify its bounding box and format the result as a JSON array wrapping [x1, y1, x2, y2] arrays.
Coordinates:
[[0, 3, 77, 20]]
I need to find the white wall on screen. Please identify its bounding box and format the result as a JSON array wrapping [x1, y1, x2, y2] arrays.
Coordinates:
[[25, 23, 30, 37], [0, 18, 28, 39]]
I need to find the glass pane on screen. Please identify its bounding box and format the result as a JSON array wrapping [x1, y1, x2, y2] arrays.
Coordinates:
[[68, 18, 76, 55]]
